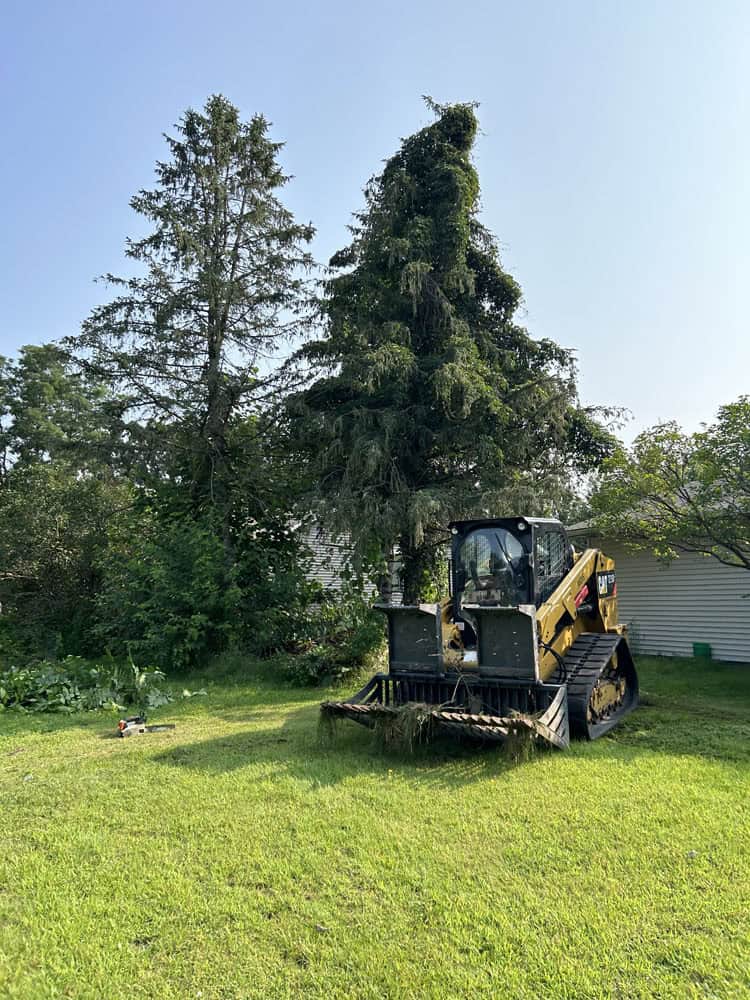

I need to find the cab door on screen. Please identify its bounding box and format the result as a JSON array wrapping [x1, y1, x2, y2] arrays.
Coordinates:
[[534, 528, 573, 605]]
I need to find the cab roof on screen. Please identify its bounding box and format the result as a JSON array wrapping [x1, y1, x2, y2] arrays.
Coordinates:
[[448, 516, 565, 531]]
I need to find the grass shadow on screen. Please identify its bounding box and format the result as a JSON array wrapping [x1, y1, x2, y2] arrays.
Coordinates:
[[0, 708, 117, 744], [152, 696, 546, 788]]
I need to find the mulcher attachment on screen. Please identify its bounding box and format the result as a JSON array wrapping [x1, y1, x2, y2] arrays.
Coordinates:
[[321, 603, 571, 751], [321, 603, 640, 751], [321, 672, 570, 749]]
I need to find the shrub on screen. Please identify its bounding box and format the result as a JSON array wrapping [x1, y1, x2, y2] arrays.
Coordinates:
[[281, 585, 386, 686], [0, 464, 132, 659], [95, 512, 243, 671], [96, 507, 324, 670], [233, 518, 324, 657]]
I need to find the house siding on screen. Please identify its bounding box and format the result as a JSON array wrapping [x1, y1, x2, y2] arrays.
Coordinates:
[[302, 525, 401, 600], [302, 525, 355, 591], [572, 537, 750, 663]]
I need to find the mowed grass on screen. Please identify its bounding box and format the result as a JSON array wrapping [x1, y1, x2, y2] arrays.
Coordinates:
[[1, 656, 749, 1000]]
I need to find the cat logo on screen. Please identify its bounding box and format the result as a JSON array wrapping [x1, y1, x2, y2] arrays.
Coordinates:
[[597, 571, 617, 598]]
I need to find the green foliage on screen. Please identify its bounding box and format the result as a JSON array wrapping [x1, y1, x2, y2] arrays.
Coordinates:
[[235, 537, 323, 658], [281, 586, 386, 686], [592, 396, 750, 570], [0, 343, 126, 473], [95, 510, 243, 670], [71, 94, 315, 516], [224, 425, 326, 656], [0, 462, 132, 657], [0, 346, 133, 657], [95, 503, 321, 670], [8, 94, 323, 675], [0, 96, 624, 677], [0, 414, 323, 673], [292, 99, 613, 601], [0, 656, 170, 714]]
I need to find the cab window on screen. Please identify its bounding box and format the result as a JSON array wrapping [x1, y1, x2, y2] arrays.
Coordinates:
[[458, 527, 527, 607]]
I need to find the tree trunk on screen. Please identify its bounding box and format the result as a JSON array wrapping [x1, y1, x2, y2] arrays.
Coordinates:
[[399, 535, 427, 605]]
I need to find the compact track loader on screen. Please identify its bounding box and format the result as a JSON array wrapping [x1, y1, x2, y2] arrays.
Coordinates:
[[321, 517, 639, 750]]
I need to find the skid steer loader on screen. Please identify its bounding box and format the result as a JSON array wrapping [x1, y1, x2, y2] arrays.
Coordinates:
[[321, 517, 638, 750]]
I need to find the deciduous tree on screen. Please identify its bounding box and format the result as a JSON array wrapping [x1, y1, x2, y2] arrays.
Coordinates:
[[0, 343, 127, 474], [591, 397, 750, 570]]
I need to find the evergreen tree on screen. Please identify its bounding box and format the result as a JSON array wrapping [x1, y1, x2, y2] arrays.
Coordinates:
[[31, 95, 322, 664], [292, 100, 611, 602], [72, 94, 314, 514]]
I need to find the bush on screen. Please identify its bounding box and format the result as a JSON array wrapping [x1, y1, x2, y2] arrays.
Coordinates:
[[95, 512, 243, 671], [0, 656, 171, 714], [281, 586, 386, 686], [233, 518, 324, 657], [0, 463, 132, 659], [96, 507, 324, 670]]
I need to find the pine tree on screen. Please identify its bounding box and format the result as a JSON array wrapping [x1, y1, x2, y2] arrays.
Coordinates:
[[292, 100, 610, 602], [72, 94, 315, 513]]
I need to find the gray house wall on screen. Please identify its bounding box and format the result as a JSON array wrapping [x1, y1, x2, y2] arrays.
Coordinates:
[[569, 531, 750, 663]]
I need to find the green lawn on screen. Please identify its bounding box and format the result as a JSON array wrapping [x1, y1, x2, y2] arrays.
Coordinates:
[[1, 656, 748, 1000]]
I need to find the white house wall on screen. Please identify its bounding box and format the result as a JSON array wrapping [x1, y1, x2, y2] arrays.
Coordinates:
[[301, 524, 402, 600], [588, 541, 750, 663], [302, 525, 357, 591]]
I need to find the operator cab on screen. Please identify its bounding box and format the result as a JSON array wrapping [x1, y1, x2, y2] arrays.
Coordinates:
[[449, 517, 574, 647]]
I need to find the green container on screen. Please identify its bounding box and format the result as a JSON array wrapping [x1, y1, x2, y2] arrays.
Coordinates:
[[693, 642, 712, 659]]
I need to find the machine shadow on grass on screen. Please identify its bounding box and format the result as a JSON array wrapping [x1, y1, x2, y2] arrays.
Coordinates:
[[152, 702, 554, 788], [151, 690, 750, 788]]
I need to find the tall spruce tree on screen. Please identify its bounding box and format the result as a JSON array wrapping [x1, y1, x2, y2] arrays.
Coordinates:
[[292, 101, 611, 602], [72, 95, 314, 514]]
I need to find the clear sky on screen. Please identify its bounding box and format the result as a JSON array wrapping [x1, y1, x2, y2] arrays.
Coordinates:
[[2, 0, 748, 439]]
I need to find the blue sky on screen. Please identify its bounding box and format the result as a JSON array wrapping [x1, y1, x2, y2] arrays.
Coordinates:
[[2, 0, 748, 439]]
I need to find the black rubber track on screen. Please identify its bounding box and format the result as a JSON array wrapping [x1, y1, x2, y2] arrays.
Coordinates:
[[563, 633, 639, 740]]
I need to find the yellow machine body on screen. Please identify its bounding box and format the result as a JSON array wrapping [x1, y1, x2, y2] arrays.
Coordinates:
[[322, 518, 639, 749]]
